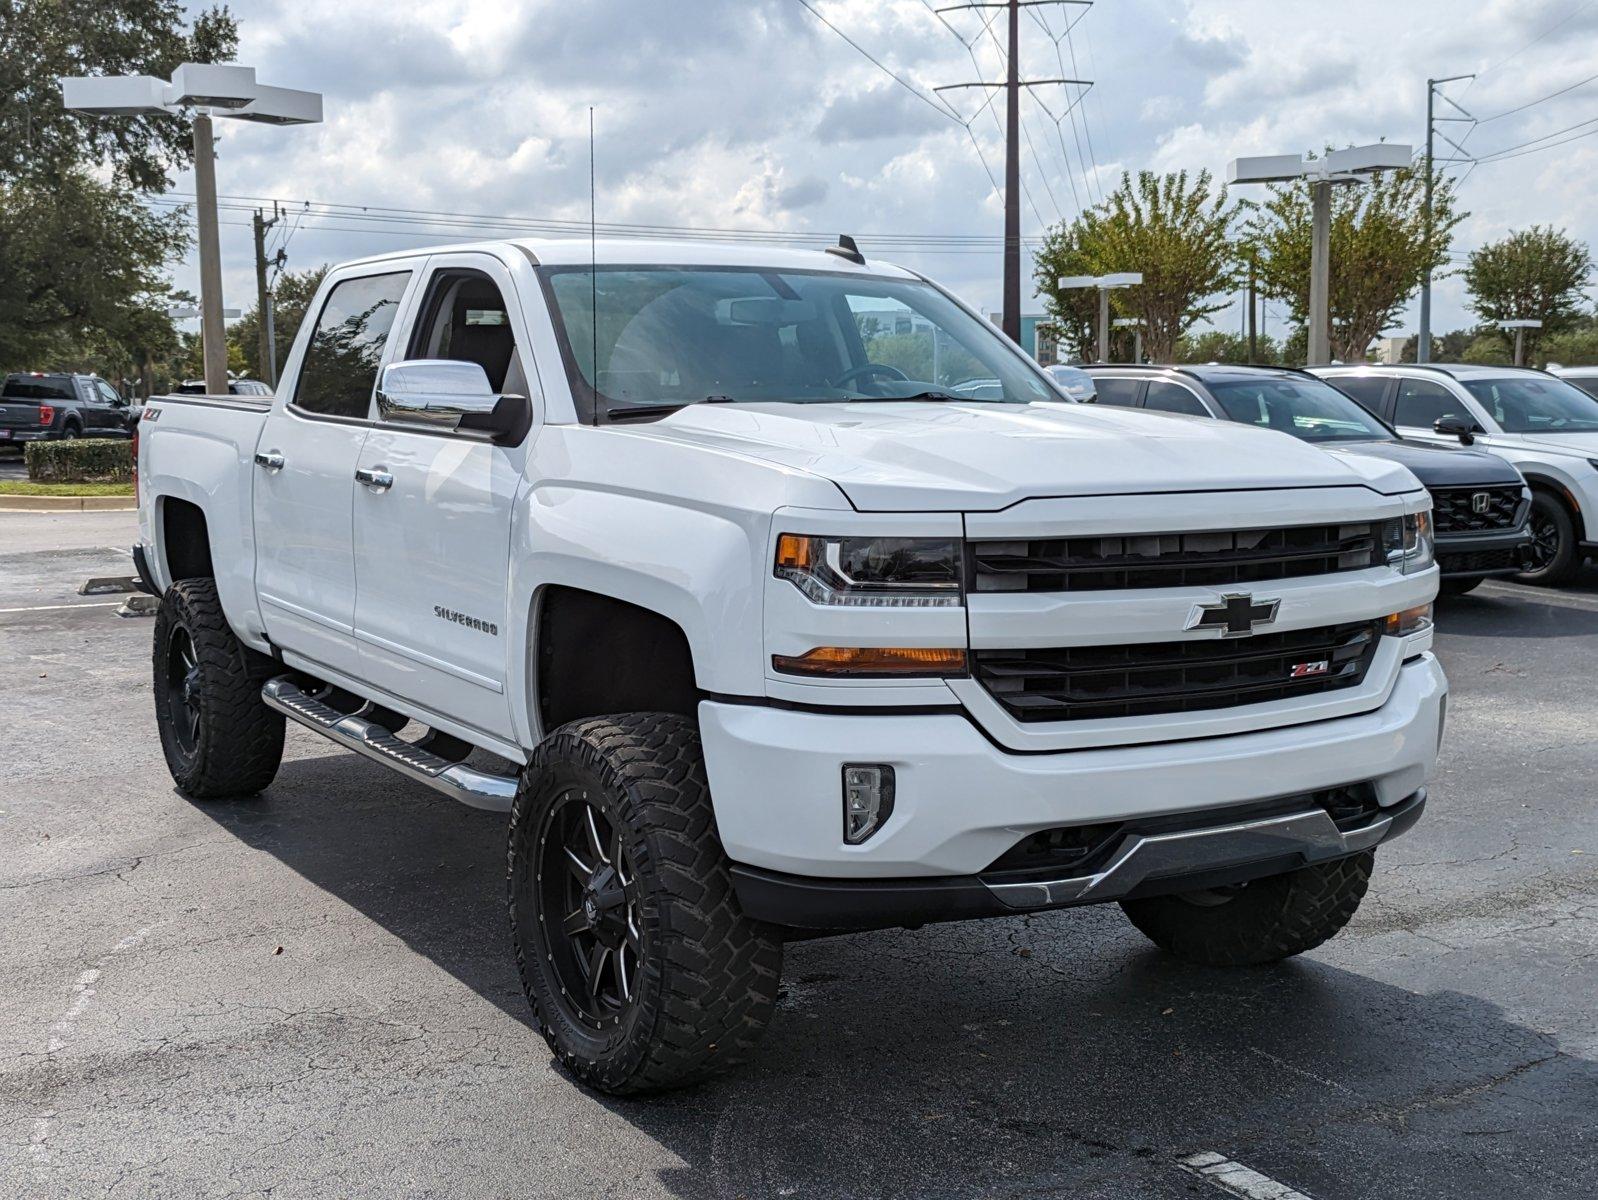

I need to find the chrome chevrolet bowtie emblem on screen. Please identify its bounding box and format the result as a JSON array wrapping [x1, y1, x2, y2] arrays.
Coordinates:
[[1187, 592, 1281, 638]]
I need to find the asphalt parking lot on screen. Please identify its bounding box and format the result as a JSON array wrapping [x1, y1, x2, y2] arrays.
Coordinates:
[[3, 509, 1596, 1200]]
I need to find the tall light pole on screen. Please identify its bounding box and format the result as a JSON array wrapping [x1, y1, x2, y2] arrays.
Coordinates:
[[1419, 74, 1475, 363], [1113, 316, 1142, 364], [1500, 319, 1542, 367], [1228, 143, 1411, 365], [61, 64, 322, 396], [1059, 273, 1144, 362]]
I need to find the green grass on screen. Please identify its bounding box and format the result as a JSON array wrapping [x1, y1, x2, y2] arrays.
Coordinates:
[[0, 481, 134, 497]]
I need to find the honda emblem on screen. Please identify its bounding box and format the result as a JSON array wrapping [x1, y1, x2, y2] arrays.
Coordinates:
[[1471, 492, 1491, 515]]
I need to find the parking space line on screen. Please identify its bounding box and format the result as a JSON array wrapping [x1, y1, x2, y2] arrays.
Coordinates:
[[1178, 1151, 1315, 1200], [0, 601, 124, 614], [1476, 583, 1598, 612]]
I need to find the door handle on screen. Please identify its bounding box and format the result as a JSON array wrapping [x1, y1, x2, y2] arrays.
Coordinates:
[[355, 467, 394, 491], [254, 451, 285, 471]]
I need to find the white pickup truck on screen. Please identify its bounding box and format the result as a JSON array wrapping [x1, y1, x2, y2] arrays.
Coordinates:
[[134, 237, 1445, 1094]]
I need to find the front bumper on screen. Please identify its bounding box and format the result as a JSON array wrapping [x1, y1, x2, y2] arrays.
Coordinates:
[[1435, 525, 1532, 578], [699, 652, 1446, 881], [733, 788, 1427, 931]]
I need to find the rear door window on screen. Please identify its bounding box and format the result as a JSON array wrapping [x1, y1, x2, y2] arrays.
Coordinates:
[[1093, 377, 1144, 407], [1143, 380, 1211, 416], [292, 272, 410, 420], [1327, 374, 1391, 415]]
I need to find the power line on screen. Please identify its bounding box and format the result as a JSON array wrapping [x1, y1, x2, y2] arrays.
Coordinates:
[[1463, 0, 1598, 95], [1474, 112, 1598, 161], [792, 0, 961, 123], [1475, 68, 1598, 123], [1473, 119, 1598, 164]]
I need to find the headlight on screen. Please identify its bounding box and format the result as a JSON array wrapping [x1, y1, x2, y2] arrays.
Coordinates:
[[774, 534, 962, 607], [1380, 512, 1434, 574]]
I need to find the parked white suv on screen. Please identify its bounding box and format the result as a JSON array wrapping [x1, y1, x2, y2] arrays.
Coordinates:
[[133, 237, 1445, 1094], [1312, 364, 1598, 584]]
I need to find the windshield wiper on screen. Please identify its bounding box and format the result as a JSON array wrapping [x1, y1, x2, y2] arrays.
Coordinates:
[[847, 390, 965, 403]]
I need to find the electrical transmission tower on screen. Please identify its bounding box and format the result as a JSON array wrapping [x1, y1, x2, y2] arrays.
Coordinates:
[[933, 0, 1091, 343], [1418, 74, 1475, 362]]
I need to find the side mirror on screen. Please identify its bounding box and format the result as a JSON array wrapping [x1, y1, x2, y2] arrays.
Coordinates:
[[376, 359, 531, 444], [1433, 414, 1476, 445]]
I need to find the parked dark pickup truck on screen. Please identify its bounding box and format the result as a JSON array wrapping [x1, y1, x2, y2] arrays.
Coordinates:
[[0, 372, 135, 447]]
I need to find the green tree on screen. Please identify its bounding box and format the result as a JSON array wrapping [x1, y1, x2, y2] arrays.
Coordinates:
[[1175, 329, 1282, 365], [1242, 159, 1463, 363], [1541, 319, 1598, 367], [0, 0, 238, 190], [1461, 333, 1512, 365], [1463, 226, 1594, 362], [0, 170, 187, 374], [228, 265, 329, 381], [1036, 170, 1238, 362]]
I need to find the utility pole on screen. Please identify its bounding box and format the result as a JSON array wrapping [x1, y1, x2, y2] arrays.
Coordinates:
[[1247, 261, 1258, 362], [1308, 176, 1332, 364], [935, 1, 1091, 343], [1418, 74, 1475, 363], [193, 113, 228, 395], [251, 205, 284, 385]]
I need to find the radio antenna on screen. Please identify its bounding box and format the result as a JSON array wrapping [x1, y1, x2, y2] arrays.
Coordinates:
[[589, 106, 598, 421]]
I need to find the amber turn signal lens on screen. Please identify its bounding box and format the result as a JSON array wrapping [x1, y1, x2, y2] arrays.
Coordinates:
[[771, 646, 967, 677], [774, 533, 816, 570], [1384, 603, 1434, 637]]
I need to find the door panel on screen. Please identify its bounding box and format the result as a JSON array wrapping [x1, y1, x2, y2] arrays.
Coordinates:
[[252, 268, 414, 676], [352, 430, 518, 738], [350, 253, 528, 741]]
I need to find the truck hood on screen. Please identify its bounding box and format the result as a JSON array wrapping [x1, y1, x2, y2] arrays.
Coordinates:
[[1323, 438, 1525, 487], [623, 401, 1421, 511], [1506, 430, 1598, 458]]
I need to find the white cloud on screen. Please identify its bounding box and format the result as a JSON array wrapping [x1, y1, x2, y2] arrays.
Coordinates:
[[164, 0, 1598, 340]]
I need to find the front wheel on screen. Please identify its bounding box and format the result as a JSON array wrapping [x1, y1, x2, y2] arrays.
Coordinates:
[[508, 713, 782, 1094], [1516, 491, 1580, 586], [1120, 852, 1373, 966]]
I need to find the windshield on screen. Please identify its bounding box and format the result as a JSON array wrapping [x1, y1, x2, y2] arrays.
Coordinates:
[[540, 265, 1056, 417], [1462, 376, 1598, 434], [1208, 377, 1394, 443]]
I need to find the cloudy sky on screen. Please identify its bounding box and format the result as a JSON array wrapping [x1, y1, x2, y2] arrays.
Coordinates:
[[169, 0, 1598, 342]]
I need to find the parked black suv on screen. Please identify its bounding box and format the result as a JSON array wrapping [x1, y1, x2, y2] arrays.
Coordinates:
[[0, 372, 134, 448], [1084, 364, 1532, 595]]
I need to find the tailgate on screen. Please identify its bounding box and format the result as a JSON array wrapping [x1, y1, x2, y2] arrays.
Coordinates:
[[0, 399, 46, 433]]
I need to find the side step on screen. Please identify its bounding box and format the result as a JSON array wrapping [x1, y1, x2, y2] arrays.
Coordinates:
[[261, 676, 518, 812]]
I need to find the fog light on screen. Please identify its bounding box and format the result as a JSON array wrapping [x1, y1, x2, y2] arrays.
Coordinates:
[[843, 764, 895, 845]]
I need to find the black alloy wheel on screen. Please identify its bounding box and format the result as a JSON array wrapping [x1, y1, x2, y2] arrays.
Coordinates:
[[536, 787, 645, 1028], [164, 624, 203, 760]]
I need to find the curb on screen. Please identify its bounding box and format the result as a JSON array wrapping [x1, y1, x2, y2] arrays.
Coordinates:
[[0, 494, 135, 512]]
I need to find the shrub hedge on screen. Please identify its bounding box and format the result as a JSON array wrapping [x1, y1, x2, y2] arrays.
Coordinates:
[[24, 438, 134, 483]]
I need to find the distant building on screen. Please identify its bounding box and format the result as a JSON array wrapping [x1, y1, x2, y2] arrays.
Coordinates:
[[1374, 336, 1408, 365], [987, 312, 1054, 362]]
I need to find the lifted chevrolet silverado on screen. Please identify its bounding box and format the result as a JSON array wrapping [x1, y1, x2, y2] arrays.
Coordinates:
[[135, 238, 1445, 1094]]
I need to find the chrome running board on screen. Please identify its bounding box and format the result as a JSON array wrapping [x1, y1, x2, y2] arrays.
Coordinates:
[[983, 796, 1416, 911], [261, 676, 517, 812]]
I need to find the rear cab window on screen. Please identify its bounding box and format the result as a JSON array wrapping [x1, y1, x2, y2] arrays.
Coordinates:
[[3, 376, 73, 401], [292, 272, 411, 420], [1092, 377, 1144, 407]]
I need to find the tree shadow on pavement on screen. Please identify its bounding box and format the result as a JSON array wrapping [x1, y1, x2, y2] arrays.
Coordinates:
[[202, 753, 1598, 1200]]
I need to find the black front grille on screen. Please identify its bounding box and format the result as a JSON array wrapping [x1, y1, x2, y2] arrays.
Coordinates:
[[974, 621, 1382, 722], [970, 523, 1383, 593], [1438, 548, 1520, 574], [1430, 485, 1523, 532]]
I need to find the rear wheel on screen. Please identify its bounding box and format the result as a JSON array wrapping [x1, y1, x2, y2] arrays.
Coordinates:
[[60, 423, 80, 440], [153, 578, 284, 799], [1516, 491, 1579, 586], [508, 713, 782, 1094], [1119, 852, 1373, 966]]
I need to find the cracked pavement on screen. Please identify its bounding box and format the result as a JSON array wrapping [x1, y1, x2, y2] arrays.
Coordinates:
[[2, 511, 1595, 1199]]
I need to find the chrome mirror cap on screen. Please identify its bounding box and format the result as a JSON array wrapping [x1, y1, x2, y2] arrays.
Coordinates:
[[377, 359, 500, 429]]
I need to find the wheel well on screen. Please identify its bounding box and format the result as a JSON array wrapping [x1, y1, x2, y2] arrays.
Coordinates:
[[536, 587, 698, 731], [1525, 475, 1583, 523], [161, 497, 215, 580]]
